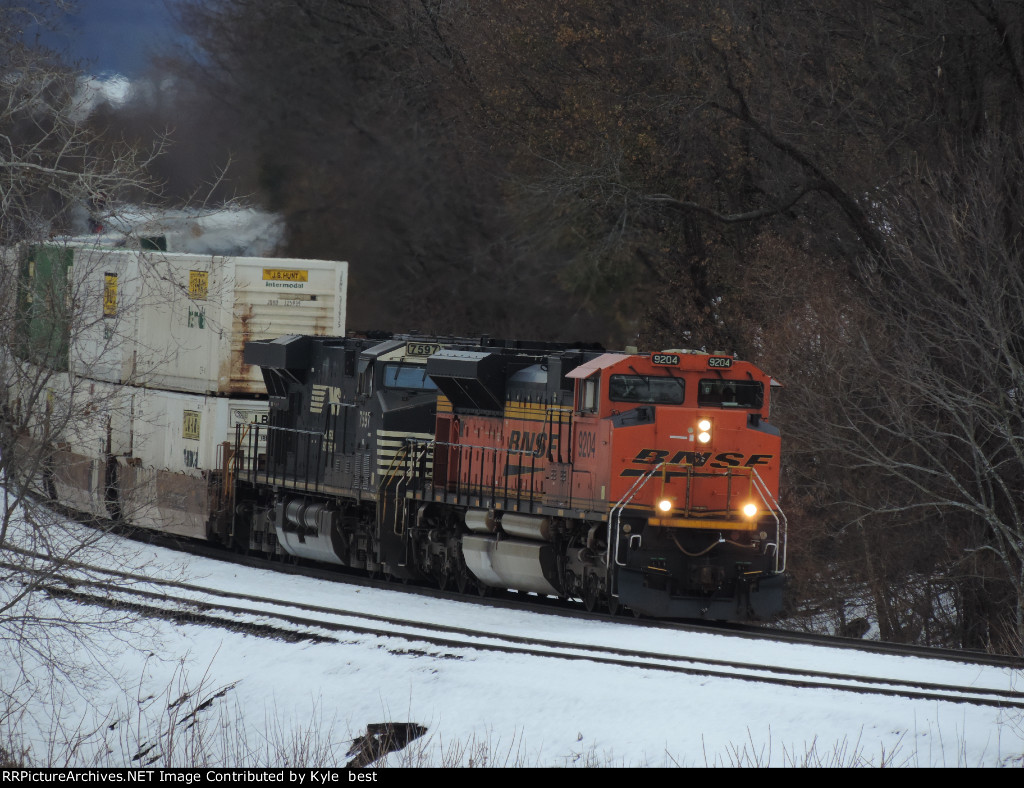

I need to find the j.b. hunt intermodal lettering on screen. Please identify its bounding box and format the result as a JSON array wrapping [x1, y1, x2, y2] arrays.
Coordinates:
[[622, 447, 773, 474]]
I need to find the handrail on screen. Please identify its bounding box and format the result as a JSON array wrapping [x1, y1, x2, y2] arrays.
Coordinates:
[[607, 460, 787, 579], [749, 466, 787, 574], [607, 462, 666, 604]]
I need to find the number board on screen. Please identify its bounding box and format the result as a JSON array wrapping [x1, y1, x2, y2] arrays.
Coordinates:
[[707, 356, 733, 368], [652, 353, 680, 366], [406, 342, 441, 358]]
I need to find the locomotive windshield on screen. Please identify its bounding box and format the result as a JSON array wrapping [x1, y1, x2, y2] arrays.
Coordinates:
[[383, 363, 438, 391], [608, 374, 685, 405], [697, 378, 763, 408]]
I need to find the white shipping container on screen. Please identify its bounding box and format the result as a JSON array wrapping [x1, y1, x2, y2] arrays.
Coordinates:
[[119, 386, 269, 539], [68, 246, 142, 385], [7, 366, 269, 540], [9, 370, 134, 520], [69, 247, 348, 395]]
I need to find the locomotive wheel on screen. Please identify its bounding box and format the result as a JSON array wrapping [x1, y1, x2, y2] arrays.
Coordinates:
[[583, 574, 599, 613], [606, 592, 621, 617]]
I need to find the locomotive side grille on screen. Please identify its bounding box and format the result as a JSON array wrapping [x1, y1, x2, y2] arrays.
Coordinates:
[[360, 453, 371, 490]]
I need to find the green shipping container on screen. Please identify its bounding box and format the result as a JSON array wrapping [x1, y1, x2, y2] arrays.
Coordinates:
[[17, 244, 74, 370]]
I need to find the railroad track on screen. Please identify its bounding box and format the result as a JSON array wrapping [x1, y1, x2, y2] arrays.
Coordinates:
[[81, 515, 1020, 671], [11, 493, 1024, 685], [16, 546, 1024, 712]]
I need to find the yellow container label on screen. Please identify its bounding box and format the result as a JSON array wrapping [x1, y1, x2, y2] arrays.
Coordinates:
[[262, 269, 308, 282], [189, 270, 208, 300], [103, 273, 118, 317], [182, 410, 201, 440]]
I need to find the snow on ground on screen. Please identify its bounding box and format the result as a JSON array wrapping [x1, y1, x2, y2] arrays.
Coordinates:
[[4, 528, 1023, 768]]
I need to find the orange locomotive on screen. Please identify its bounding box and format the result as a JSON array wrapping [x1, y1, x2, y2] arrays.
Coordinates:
[[418, 347, 786, 619]]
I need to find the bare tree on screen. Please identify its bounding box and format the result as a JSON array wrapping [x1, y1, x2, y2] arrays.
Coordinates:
[[775, 131, 1024, 654], [0, 2, 176, 751]]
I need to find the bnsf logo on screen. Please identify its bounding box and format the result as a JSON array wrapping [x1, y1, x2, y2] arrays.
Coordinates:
[[621, 448, 773, 476], [508, 429, 558, 458]]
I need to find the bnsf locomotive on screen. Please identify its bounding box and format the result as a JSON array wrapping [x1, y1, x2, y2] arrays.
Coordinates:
[[231, 334, 786, 619]]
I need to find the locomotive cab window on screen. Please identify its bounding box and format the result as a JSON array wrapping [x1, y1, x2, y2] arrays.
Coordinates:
[[697, 378, 763, 408], [383, 363, 438, 391], [609, 374, 684, 405], [357, 357, 373, 396], [580, 375, 600, 413]]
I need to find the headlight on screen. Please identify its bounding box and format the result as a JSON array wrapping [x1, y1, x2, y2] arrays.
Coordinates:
[[697, 430, 711, 444], [657, 498, 673, 513], [698, 419, 711, 431], [742, 503, 758, 518], [697, 418, 712, 444]]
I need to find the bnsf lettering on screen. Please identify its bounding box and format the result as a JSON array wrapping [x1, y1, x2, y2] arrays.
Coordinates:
[[508, 430, 551, 458], [632, 449, 710, 466], [710, 452, 744, 468], [625, 448, 774, 473]]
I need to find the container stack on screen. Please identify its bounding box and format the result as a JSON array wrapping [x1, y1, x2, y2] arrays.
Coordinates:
[[12, 242, 348, 540]]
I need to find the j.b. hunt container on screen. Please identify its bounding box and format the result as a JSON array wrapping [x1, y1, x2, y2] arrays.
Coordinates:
[[61, 245, 348, 395], [30, 372, 269, 540]]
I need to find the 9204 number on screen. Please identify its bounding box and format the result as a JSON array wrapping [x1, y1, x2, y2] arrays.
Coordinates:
[[708, 356, 733, 368]]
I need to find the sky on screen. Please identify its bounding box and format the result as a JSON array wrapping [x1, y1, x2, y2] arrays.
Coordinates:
[[4, 525, 1023, 769], [35, 0, 184, 78]]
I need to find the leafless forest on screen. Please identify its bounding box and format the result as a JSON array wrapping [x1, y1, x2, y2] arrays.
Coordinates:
[[7, 1, 1024, 655]]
